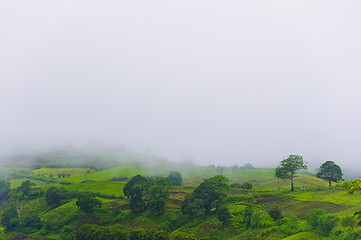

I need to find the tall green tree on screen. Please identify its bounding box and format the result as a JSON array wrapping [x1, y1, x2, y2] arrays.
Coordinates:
[[8, 190, 27, 220], [148, 177, 171, 215], [192, 175, 229, 215], [316, 161, 343, 186], [123, 175, 148, 212], [275, 155, 307, 191]]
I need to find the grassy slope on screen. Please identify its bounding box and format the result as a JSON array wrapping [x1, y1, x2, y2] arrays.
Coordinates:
[[2, 165, 361, 240]]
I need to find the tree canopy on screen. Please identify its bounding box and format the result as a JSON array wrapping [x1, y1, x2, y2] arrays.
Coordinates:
[[190, 175, 229, 215], [76, 193, 101, 213], [123, 175, 148, 212], [275, 155, 307, 191], [168, 171, 182, 186], [0, 180, 10, 201], [45, 187, 69, 207], [316, 161, 343, 186], [123, 175, 171, 215]]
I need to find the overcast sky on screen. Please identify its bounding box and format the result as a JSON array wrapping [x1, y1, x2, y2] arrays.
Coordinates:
[[1, 1, 361, 169]]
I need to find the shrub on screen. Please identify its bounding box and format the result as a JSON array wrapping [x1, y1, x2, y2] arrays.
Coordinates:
[[268, 206, 283, 221], [45, 187, 69, 207], [336, 228, 361, 240], [241, 182, 253, 189], [306, 208, 326, 230], [76, 224, 126, 240], [280, 216, 301, 236], [306, 208, 340, 236], [129, 229, 148, 240], [169, 231, 196, 240], [110, 176, 129, 182], [1, 207, 19, 231], [76, 193, 101, 213], [0, 180, 10, 201], [318, 214, 340, 236], [218, 207, 231, 226], [153, 230, 169, 240], [230, 183, 241, 188], [341, 215, 357, 229], [168, 172, 182, 186]]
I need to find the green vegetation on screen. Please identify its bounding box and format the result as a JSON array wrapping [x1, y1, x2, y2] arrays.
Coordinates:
[[275, 155, 308, 191], [316, 161, 343, 187], [0, 149, 361, 239]]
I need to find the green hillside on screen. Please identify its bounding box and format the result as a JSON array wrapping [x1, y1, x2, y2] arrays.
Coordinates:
[[0, 153, 360, 240]]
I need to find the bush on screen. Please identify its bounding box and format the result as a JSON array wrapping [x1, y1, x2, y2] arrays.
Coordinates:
[[45, 187, 69, 207], [268, 206, 283, 221], [1, 207, 19, 231], [0, 180, 10, 201], [169, 231, 196, 240], [168, 172, 182, 186], [110, 176, 129, 182], [76, 224, 126, 240], [76, 193, 101, 213], [153, 230, 169, 240], [280, 216, 301, 236], [306, 208, 326, 230], [336, 228, 361, 240], [21, 214, 43, 231], [218, 207, 231, 226], [306, 208, 339, 236], [230, 183, 241, 188], [241, 182, 253, 189], [341, 215, 357, 229], [129, 229, 151, 240], [318, 214, 340, 236]]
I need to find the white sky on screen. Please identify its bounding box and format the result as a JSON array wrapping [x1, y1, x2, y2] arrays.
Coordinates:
[[1, 1, 361, 170]]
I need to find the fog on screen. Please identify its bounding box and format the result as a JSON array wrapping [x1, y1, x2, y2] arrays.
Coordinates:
[[1, 1, 361, 172]]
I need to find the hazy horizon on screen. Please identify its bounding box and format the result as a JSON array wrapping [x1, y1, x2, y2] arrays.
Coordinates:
[[1, 1, 361, 172]]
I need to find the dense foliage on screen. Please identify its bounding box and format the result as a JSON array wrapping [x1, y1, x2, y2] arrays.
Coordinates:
[[168, 172, 182, 186], [316, 161, 343, 186]]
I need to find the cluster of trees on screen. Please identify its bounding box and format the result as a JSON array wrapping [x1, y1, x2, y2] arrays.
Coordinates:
[[1, 180, 43, 232], [1, 182, 104, 234], [46, 186, 101, 213], [275, 155, 343, 191], [123, 175, 172, 215], [181, 175, 231, 225], [74, 223, 197, 240], [123, 172, 183, 215]]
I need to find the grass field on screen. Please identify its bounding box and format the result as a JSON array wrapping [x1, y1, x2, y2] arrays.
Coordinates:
[[64, 166, 149, 183], [61, 181, 126, 197], [32, 168, 91, 177]]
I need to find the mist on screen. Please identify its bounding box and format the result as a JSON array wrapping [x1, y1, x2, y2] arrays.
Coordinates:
[[1, 1, 361, 175]]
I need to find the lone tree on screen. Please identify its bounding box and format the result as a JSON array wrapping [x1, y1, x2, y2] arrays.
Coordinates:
[[316, 161, 343, 187], [275, 155, 307, 191]]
